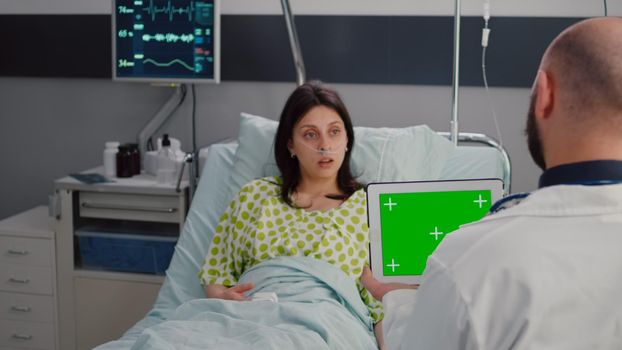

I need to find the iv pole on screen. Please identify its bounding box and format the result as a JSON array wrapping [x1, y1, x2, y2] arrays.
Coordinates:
[[446, 0, 512, 193], [280, 0, 306, 86], [450, 0, 461, 146]]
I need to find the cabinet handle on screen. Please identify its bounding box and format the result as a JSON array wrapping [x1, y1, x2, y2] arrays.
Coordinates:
[[7, 249, 29, 256], [8, 277, 30, 284], [81, 202, 177, 213], [12, 333, 33, 340], [11, 305, 32, 312]]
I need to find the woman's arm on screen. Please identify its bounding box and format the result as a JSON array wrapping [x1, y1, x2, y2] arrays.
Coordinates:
[[374, 321, 385, 350], [204, 283, 255, 301], [199, 184, 251, 293]]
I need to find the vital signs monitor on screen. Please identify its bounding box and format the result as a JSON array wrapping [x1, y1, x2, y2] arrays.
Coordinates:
[[367, 179, 504, 284], [112, 0, 220, 83]]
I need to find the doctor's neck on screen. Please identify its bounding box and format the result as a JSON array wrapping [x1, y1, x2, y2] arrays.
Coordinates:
[[544, 134, 622, 169]]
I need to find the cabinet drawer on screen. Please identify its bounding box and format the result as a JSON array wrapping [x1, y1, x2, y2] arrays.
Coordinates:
[[79, 192, 183, 223], [0, 319, 54, 350], [0, 292, 54, 323], [0, 264, 52, 295], [0, 237, 53, 267]]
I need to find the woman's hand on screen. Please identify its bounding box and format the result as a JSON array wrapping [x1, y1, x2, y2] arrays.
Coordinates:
[[374, 321, 385, 350], [205, 282, 255, 301], [361, 266, 418, 301]]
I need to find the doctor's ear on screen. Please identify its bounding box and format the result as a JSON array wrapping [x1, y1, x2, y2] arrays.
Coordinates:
[[534, 69, 555, 120]]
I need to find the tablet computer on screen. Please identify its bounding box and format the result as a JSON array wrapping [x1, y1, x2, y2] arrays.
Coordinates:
[[367, 179, 504, 284]]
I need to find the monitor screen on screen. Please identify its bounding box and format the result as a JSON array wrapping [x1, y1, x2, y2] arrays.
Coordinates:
[[112, 0, 220, 83], [379, 190, 492, 276]]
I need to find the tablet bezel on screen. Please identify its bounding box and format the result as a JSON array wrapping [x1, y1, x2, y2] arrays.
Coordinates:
[[367, 179, 504, 284]]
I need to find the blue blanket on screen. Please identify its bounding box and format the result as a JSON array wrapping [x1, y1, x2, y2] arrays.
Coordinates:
[[129, 256, 378, 350]]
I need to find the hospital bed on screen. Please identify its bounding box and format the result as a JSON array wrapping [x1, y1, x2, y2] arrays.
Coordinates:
[[95, 112, 506, 350]]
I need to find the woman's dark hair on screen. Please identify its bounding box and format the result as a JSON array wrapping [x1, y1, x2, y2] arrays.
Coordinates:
[[274, 81, 361, 207]]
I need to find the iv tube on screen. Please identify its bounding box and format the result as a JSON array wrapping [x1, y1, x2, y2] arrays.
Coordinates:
[[481, 0, 503, 146]]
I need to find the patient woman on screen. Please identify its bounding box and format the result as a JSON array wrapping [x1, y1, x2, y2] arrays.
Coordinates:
[[198, 80, 384, 346]]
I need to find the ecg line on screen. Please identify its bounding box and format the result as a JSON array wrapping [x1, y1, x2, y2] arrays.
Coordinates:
[[143, 58, 194, 71], [142, 0, 196, 22]]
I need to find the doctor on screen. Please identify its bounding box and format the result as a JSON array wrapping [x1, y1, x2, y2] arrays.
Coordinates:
[[362, 17, 622, 349]]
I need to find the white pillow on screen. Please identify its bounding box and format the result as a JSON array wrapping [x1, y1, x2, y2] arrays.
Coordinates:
[[225, 113, 455, 200]]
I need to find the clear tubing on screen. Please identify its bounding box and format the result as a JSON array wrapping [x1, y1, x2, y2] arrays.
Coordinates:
[[482, 45, 503, 147], [297, 138, 347, 156]]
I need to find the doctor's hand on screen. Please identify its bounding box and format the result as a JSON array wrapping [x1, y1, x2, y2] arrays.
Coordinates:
[[205, 282, 255, 301], [361, 265, 418, 301]]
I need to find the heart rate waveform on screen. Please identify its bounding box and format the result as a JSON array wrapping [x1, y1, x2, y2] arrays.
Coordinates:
[[142, 0, 198, 22], [142, 33, 194, 43], [143, 58, 194, 71]]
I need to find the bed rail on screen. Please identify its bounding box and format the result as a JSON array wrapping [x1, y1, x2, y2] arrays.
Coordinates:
[[437, 132, 511, 195]]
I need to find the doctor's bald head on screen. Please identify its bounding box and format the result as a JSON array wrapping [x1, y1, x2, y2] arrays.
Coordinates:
[[527, 17, 622, 170], [543, 17, 622, 119]]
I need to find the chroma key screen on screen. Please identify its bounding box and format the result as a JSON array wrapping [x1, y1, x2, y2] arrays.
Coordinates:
[[379, 190, 492, 276]]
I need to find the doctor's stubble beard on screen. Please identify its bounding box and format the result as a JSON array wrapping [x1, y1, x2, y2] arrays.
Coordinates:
[[526, 91, 547, 171]]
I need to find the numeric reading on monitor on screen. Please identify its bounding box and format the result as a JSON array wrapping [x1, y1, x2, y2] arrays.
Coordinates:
[[379, 190, 492, 276], [115, 0, 216, 80]]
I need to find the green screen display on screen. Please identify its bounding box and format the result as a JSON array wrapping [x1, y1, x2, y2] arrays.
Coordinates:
[[379, 190, 492, 276]]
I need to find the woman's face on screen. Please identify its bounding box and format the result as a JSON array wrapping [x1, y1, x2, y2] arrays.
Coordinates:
[[288, 105, 348, 183]]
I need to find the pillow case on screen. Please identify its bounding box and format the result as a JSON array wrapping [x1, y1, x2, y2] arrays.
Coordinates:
[[225, 113, 454, 202]]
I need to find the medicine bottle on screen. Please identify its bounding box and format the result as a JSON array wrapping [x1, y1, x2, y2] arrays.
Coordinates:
[[128, 143, 141, 176], [103, 141, 120, 177], [156, 134, 177, 184], [116, 145, 133, 178]]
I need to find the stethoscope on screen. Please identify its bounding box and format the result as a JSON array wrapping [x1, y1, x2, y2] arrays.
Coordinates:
[[489, 179, 622, 214]]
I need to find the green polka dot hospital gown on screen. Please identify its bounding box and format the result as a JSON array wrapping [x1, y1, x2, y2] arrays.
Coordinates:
[[199, 176, 384, 323]]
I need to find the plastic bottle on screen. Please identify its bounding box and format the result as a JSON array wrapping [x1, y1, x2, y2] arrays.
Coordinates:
[[116, 145, 133, 178], [103, 141, 120, 177], [156, 134, 177, 185]]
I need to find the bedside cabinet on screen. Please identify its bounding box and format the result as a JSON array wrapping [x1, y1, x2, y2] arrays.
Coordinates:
[[53, 171, 188, 350], [0, 206, 56, 350]]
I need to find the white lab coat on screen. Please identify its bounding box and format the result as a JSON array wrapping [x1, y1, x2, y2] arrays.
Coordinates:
[[384, 184, 622, 350]]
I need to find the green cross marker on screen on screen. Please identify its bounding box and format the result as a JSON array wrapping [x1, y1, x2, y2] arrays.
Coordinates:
[[379, 190, 492, 276]]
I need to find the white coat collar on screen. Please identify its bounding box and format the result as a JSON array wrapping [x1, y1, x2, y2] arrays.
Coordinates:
[[482, 184, 622, 221]]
